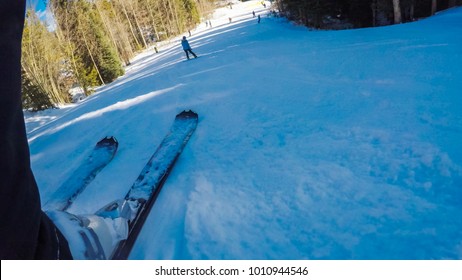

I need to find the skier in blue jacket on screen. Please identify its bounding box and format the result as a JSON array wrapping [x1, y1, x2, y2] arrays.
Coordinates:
[[181, 36, 198, 60], [0, 0, 129, 260]]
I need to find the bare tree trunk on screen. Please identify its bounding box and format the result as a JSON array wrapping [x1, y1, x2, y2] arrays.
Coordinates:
[[392, 0, 402, 24], [159, 0, 171, 38], [53, 9, 88, 95], [77, 16, 105, 85], [118, 0, 142, 49], [161, 0, 173, 37], [431, 0, 437, 15], [95, 1, 118, 52], [167, 0, 182, 34], [146, 0, 160, 42], [371, 0, 377, 26], [128, 0, 148, 48], [410, 2, 414, 20], [107, 0, 134, 65]]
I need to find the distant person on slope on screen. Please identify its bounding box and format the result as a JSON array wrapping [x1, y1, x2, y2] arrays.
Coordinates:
[[181, 36, 198, 60]]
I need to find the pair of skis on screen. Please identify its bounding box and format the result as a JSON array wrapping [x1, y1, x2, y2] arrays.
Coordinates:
[[43, 110, 198, 259]]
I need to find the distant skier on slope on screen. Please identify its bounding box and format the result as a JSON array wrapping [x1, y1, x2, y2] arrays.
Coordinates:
[[0, 0, 129, 260], [181, 36, 198, 60]]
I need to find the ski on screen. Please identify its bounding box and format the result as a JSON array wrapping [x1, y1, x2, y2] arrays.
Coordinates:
[[105, 110, 198, 259], [43, 136, 118, 212]]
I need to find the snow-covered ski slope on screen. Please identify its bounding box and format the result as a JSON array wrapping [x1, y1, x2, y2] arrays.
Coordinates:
[[25, 1, 462, 259]]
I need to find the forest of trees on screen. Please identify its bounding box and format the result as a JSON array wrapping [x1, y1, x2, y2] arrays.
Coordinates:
[[22, 0, 215, 111], [276, 0, 462, 29]]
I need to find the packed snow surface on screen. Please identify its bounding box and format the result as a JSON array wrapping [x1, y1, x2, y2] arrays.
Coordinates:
[[25, 1, 462, 259]]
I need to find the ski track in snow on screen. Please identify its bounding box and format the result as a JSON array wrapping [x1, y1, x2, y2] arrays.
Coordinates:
[[26, 1, 462, 259]]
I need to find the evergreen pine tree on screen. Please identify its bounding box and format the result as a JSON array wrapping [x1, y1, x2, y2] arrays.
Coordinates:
[[88, 6, 124, 83], [21, 69, 55, 111]]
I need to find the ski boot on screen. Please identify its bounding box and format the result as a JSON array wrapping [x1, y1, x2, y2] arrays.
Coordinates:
[[46, 199, 139, 259]]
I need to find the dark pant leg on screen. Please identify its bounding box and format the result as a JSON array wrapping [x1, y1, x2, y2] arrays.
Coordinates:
[[184, 50, 190, 59], [188, 49, 197, 58], [0, 0, 72, 259]]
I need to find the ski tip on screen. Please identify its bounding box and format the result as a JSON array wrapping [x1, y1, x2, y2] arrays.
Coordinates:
[[97, 136, 119, 147], [177, 110, 198, 120]]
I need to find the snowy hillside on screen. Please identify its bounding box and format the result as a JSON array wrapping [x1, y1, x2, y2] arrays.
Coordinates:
[[25, 1, 462, 259]]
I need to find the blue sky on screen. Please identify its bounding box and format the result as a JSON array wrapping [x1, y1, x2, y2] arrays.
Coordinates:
[[27, 0, 47, 12], [27, 0, 56, 30]]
